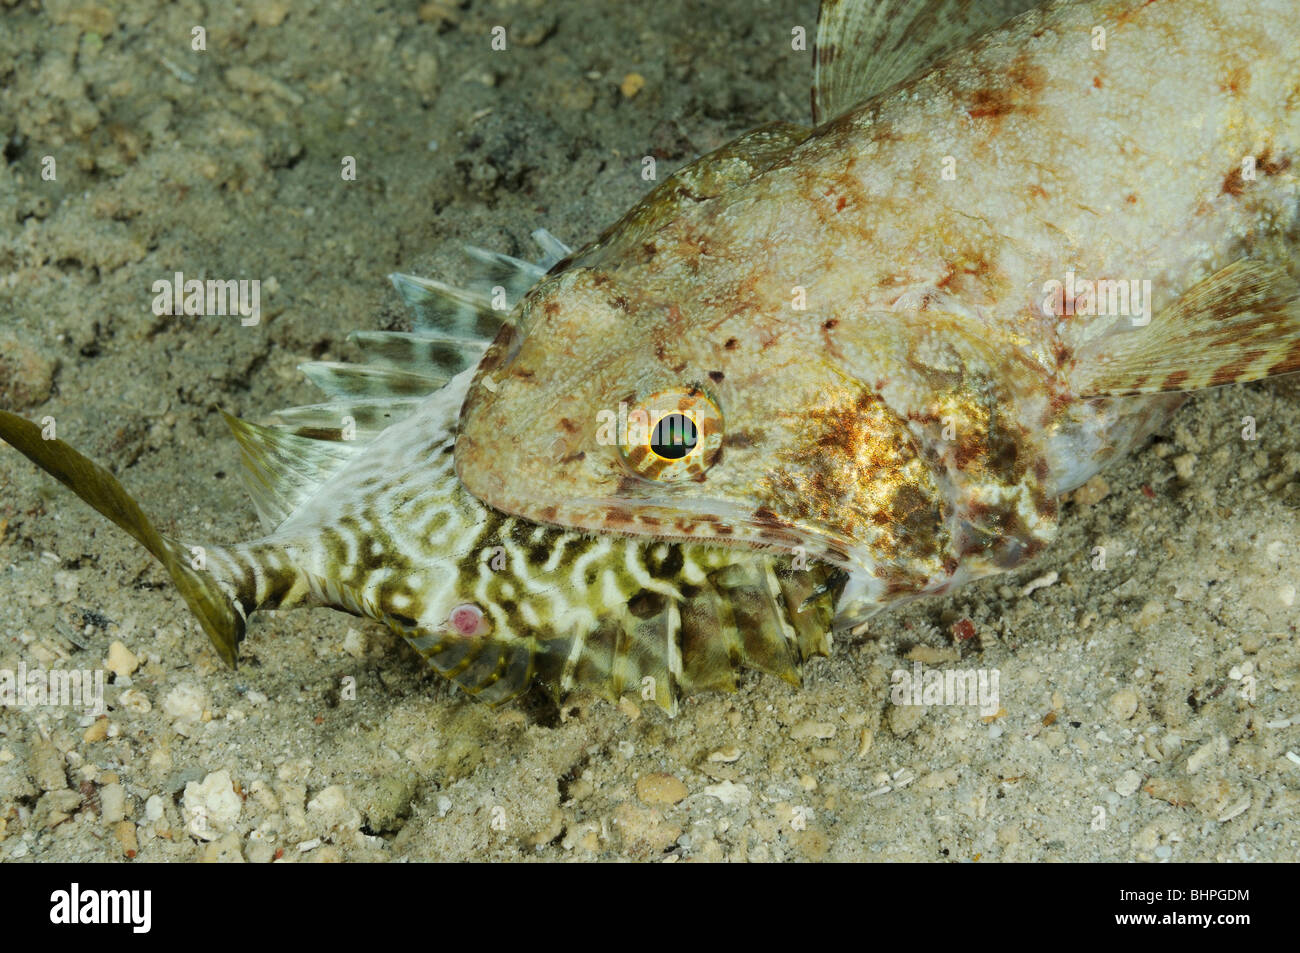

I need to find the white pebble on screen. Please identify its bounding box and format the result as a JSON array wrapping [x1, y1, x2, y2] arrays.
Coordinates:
[[105, 641, 139, 677], [306, 784, 361, 832], [1021, 571, 1058, 597], [700, 780, 751, 808], [100, 782, 127, 823], [163, 683, 209, 722], [182, 769, 241, 841], [118, 689, 152, 714], [1114, 770, 1142, 797], [343, 628, 367, 658], [144, 795, 165, 822]]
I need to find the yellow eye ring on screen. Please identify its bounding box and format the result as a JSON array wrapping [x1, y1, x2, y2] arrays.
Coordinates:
[[620, 386, 724, 481]]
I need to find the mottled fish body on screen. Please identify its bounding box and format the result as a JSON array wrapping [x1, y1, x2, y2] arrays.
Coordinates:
[[454, 0, 1300, 619]]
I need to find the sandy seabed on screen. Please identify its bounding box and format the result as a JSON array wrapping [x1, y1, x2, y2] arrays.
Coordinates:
[[0, 0, 1297, 862]]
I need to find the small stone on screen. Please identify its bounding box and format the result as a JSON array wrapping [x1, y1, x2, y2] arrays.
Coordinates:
[[82, 718, 109, 743], [856, 728, 874, 757], [1108, 689, 1139, 721], [620, 73, 646, 98], [707, 746, 741, 763], [1115, 770, 1142, 797], [1278, 584, 1296, 608], [251, 0, 290, 28], [920, 767, 958, 790], [105, 641, 139, 677], [163, 683, 209, 722], [182, 769, 241, 841], [1186, 741, 1216, 775], [114, 820, 138, 857], [1072, 474, 1111, 506], [700, 780, 751, 808], [118, 689, 151, 713], [418, 1, 459, 24], [246, 832, 275, 864], [905, 644, 959, 664], [1172, 453, 1197, 480], [100, 782, 127, 823], [636, 773, 688, 806], [0, 331, 60, 410], [342, 627, 366, 658], [54, 570, 79, 603], [144, 795, 165, 822], [307, 784, 362, 833], [1021, 571, 1058, 596], [35, 789, 82, 828], [791, 720, 836, 740], [201, 832, 245, 863], [411, 51, 440, 103], [811, 746, 840, 764], [27, 737, 67, 792], [617, 696, 641, 720], [610, 802, 680, 857]]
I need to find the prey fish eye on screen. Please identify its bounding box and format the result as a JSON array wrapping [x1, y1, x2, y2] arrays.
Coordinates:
[[619, 386, 724, 481]]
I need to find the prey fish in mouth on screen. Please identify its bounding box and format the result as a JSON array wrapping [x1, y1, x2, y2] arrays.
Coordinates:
[[0, 236, 843, 713], [455, 0, 1300, 620]]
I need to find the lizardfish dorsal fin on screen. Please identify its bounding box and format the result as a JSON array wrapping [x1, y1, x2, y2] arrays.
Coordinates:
[[1071, 258, 1300, 397], [811, 0, 1046, 124], [387, 229, 567, 337]]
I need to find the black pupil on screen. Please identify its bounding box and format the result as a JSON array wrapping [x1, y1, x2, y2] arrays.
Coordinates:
[[650, 413, 698, 459]]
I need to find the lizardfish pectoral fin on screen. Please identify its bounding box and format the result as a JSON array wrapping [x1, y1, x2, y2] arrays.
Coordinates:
[[1070, 258, 1300, 397]]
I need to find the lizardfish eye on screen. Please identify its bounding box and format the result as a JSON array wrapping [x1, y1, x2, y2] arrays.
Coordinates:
[[447, 603, 489, 637], [620, 386, 724, 481]]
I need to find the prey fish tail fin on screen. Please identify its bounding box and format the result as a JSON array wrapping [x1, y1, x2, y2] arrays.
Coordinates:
[[1072, 258, 1300, 397], [0, 410, 309, 666]]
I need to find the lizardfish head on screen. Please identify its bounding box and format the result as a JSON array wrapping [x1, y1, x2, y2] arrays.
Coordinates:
[[454, 249, 1060, 602]]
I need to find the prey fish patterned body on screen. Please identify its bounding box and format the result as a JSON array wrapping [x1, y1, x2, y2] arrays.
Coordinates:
[[0, 240, 843, 713], [456, 0, 1300, 620]]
